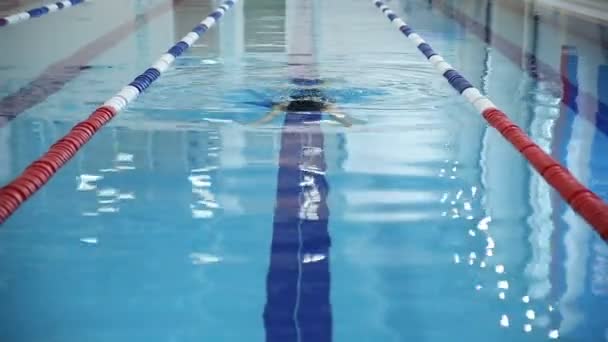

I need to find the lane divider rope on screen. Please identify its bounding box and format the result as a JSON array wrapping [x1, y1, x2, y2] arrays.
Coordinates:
[[372, 0, 608, 240], [0, 0, 89, 28], [0, 0, 238, 224]]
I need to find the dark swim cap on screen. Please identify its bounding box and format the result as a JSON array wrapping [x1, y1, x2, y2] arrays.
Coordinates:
[[289, 88, 333, 103], [290, 78, 324, 86], [286, 100, 326, 112]]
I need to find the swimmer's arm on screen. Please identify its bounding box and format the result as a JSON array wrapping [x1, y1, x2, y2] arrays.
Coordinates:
[[248, 103, 286, 126], [325, 104, 365, 127]]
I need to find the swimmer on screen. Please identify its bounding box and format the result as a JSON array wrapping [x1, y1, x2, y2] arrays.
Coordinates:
[[248, 87, 362, 127]]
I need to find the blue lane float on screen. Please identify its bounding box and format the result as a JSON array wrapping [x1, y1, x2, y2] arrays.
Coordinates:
[[371, 0, 608, 239], [0, 0, 88, 27], [372, 0, 495, 111], [103, 0, 237, 112]]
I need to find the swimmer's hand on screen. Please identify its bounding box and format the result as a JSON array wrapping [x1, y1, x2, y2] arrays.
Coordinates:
[[325, 104, 365, 127], [246, 103, 287, 126]]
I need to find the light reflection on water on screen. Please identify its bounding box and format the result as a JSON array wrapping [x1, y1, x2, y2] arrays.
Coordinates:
[[0, 0, 606, 341]]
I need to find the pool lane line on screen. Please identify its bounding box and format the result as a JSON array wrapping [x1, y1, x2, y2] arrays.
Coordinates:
[[264, 110, 332, 342], [264, 1, 332, 340], [0, 0, 89, 28], [428, 0, 608, 137], [0, 0, 187, 127], [548, 45, 577, 319], [372, 0, 608, 240], [0, 0, 238, 225]]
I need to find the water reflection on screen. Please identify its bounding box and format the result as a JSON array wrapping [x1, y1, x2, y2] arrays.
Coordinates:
[[545, 39, 608, 341], [418, 0, 608, 340], [1, 0, 608, 340]]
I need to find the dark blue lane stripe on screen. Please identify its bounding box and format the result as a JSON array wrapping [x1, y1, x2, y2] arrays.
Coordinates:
[[549, 56, 608, 341], [582, 64, 608, 340], [263, 110, 332, 342], [549, 45, 578, 315], [598, 66, 608, 143]]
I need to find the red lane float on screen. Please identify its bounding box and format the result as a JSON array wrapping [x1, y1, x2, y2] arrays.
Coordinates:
[[0, 0, 238, 225], [482, 108, 608, 240], [372, 0, 608, 240], [0, 106, 117, 224]]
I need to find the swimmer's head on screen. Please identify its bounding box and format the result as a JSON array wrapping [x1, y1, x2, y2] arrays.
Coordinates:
[[286, 98, 326, 112], [290, 78, 324, 87], [288, 87, 333, 104]]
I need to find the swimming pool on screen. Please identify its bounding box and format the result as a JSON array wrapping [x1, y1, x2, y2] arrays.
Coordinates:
[[0, 0, 607, 340]]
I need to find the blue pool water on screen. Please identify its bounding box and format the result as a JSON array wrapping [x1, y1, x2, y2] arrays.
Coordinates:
[[0, 0, 607, 341]]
